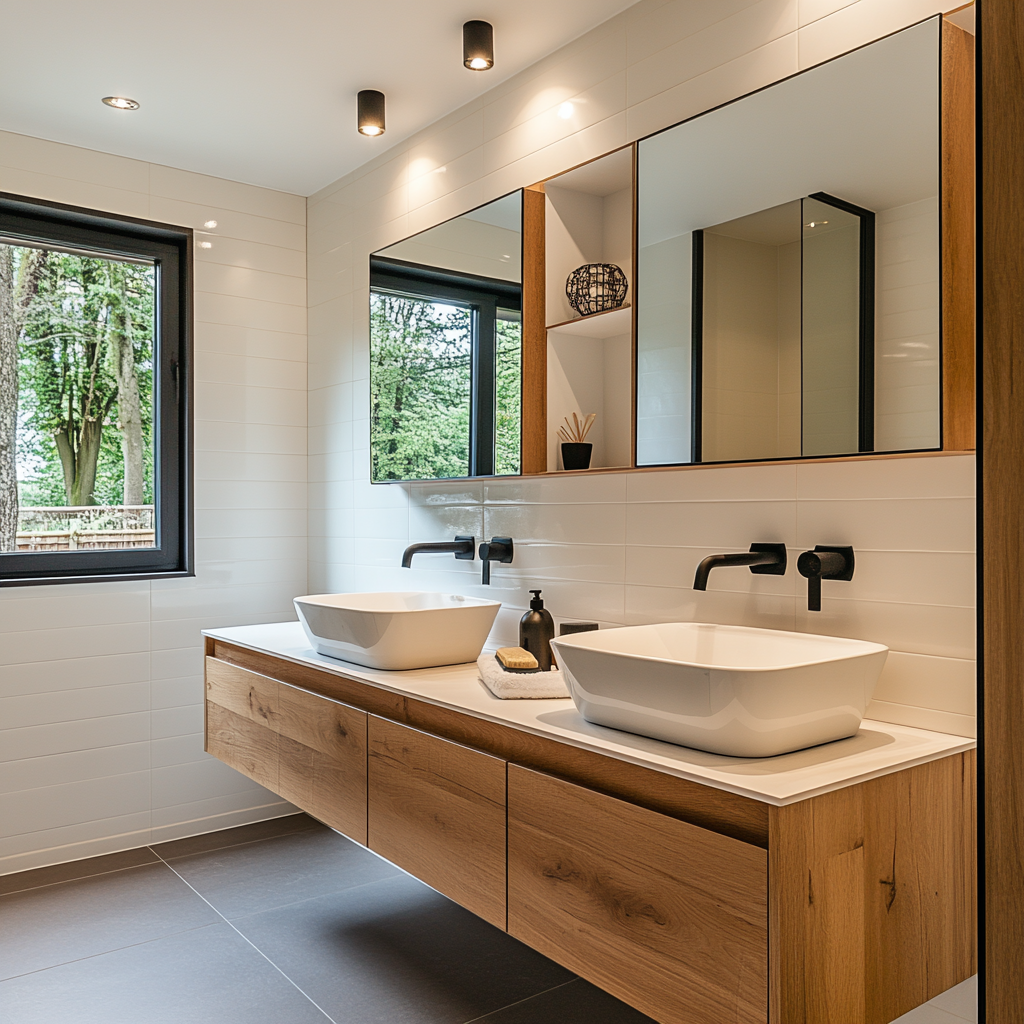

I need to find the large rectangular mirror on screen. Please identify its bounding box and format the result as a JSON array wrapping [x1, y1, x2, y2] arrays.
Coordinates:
[[636, 18, 948, 466], [370, 192, 522, 482]]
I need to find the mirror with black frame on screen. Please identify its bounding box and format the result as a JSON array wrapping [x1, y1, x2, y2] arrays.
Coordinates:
[[369, 191, 522, 482], [635, 18, 946, 466]]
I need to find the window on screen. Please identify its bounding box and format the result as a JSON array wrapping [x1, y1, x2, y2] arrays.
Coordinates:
[[369, 256, 521, 482], [0, 192, 192, 585]]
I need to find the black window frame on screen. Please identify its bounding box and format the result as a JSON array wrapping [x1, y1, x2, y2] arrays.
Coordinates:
[[0, 191, 193, 586], [369, 255, 522, 481]]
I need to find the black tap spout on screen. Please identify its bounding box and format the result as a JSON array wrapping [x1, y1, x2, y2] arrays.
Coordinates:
[[401, 536, 475, 568], [692, 543, 788, 591]]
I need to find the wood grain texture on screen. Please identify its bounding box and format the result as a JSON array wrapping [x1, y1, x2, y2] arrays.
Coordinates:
[[521, 186, 547, 474], [507, 765, 767, 1024], [367, 716, 507, 929], [205, 657, 368, 843], [277, 681, 368, 843], [768, 751, 976, 1024], [206, 700, 279, 792], [981, 5, 1024, 1015], [211, 642, 769, 847], [941, 19, 976, 452]]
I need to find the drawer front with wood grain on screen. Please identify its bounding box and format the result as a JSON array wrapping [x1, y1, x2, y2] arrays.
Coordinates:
[[507, 764, 768, 1024], [367, 716, 507, 929], [205, 656, 368, 844]]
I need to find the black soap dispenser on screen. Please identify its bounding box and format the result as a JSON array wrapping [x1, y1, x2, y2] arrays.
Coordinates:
[[519, 590, 555, 671]]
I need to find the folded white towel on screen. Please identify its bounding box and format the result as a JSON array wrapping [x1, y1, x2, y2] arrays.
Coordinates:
[[477, 653, 571, 699]]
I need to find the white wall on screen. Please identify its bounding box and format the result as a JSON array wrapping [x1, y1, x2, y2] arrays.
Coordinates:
[[307, 0, 975, 743], [0, 131, 307, 874]]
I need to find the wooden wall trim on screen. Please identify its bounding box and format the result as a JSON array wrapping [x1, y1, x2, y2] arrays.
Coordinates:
[[980, 1, 1024, 1018], [521, 187, 546, 474], [208, 642, 769, 847], [942, 18, 976, 452]]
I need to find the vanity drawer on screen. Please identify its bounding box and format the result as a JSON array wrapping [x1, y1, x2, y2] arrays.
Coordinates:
[[205, 657, 368, 844], [367, 716, 507, 929], [507, 764, 768, 1024]]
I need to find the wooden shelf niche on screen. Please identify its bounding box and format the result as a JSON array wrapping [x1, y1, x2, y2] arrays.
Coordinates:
[[527, 146, 635, 474]]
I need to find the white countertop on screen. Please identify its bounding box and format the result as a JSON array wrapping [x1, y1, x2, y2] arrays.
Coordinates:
[[204, 621, 975, 807]]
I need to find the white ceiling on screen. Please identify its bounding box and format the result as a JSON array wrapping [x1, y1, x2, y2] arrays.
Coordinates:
[[0, 1, 638, 197]]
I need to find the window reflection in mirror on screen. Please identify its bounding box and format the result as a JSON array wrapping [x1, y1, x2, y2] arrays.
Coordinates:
[[370, 192, 522, 482], [636, 18, 941, 466]]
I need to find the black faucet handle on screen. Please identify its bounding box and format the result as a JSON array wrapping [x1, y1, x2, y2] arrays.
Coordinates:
[[479, 537, 514, 585], [797, 545, 854, 611]]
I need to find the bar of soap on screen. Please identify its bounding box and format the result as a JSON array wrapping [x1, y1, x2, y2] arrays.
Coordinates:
[[496, 647, 540, 673]]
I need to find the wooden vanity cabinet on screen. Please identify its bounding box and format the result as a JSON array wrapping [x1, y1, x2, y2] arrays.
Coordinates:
[[367, 717, 507, 928], [205, 656, 368, 843], [508, 764, 768, 1024], [204, 643, 975, 1024]]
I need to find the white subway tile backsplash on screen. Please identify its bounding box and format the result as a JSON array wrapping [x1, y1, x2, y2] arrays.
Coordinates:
[[795, 497, 974, 552]]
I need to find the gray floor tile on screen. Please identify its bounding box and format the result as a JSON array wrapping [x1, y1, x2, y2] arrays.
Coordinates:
[[927, 976, 977, 1022], [151, 811, 319, 860], [469, 978, 657, 1023], [0, 863, 219, 981], [162, 825, 400, 919], [234, 873, 575, 1024], [0, 847, 160, 897], [890, 1002, 970, 1024], [0, 923, 330, 1024]]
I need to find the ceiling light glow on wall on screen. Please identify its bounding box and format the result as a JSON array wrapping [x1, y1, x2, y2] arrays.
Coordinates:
[[102, 96, 140, 110], [357, 90, 386, 136], [463, 20, 494, 70]]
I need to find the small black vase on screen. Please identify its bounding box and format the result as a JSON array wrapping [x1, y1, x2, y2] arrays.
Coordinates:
[[561, 442, 593, 471]]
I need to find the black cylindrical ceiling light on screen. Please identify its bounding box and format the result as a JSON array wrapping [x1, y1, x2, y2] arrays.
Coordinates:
[[357, 90, 386, 136], [463, 20, 494, 70]]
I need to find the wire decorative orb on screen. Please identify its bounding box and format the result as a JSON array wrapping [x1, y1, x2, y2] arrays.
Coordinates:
[[565, 263, 628, 317]]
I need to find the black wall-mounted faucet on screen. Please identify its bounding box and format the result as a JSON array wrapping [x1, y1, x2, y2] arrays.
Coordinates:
[[797, 545, 854, 611], [401, 536, 475, 568], [479, 537, 513, 585], [692, 543, 788, 591]]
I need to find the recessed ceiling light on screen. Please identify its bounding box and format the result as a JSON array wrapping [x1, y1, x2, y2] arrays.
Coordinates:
[[357, 90, 386, 137], [558, 102, 574, 119], [198, 241, 212, 249], [203, 220, 217, 229], [102, 96, 140, 110]]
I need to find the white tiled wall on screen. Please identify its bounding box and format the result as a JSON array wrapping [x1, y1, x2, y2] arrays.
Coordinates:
[[0, 130, 307, 874], [875, 198, 941, 451], [307, 0, 975, 739]]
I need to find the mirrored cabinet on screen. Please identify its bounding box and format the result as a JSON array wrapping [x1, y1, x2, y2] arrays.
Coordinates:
[[368, 15, 973, 483]]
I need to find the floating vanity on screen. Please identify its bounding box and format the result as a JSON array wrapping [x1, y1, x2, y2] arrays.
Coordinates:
[[203, 621, 975, 1024]]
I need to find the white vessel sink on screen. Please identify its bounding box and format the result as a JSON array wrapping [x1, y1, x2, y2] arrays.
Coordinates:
[[294, 592, 500, 671], [549, 622, 888, 757]]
